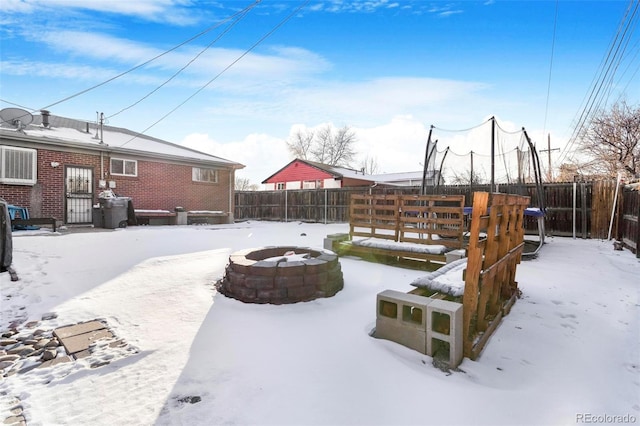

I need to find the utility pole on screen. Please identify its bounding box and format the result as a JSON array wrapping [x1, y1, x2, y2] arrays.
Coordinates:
[[539, 133, 559, 182], [490, 116, 495, 193]]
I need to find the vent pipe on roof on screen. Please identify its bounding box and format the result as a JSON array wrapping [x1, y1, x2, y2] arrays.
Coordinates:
[[40, 110, 50, 128]]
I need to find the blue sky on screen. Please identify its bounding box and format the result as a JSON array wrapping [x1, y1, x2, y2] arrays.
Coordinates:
[[1, 0, 637, 185]]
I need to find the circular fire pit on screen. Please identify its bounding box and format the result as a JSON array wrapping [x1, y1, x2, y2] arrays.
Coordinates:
[[218, 246, 344, 304]]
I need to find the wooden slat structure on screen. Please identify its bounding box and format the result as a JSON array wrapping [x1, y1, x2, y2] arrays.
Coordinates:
[[619, 187, 640, 257], [398, 194, 465, 248], [337, 194, 465, 266], [350, 194, 400, 241], [462, 192, 529, 359]]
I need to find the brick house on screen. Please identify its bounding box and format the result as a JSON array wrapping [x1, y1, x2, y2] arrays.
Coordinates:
[[262, 158, 442, 190], [0, 111, 244, 226]]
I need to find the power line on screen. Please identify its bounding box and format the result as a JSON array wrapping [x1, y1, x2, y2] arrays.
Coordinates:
[[34, 0, 262, 115], [559, 0, 639, 165], [542, 0, 559, 136], [119, 0, 310, 147], [106, 2, 259, 120]]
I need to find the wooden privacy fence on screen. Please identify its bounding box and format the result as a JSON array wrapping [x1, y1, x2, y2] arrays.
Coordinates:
[[235, 181, 638, 252], [463, 192, 530, 359], [619, 188, 640, 257]]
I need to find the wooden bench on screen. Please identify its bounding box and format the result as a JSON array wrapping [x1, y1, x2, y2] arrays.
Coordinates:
[[134, 210, 176, 226], [187, 211, 230, 225], [334, 194, 465, 267]]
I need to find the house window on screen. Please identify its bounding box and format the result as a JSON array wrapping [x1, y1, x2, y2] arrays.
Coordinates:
[[0, 145, 37, 185], [110, 158, 137, 176], [192, 167, 218, 183], [276, 183, 285, 190], [303, 180, 320, 189]]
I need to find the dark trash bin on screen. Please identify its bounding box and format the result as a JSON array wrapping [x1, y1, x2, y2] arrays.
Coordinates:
[[99, 197, 132, 229]]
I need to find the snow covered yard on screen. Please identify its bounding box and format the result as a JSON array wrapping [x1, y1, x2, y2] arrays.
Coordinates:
[[1, 221, 638, 426]]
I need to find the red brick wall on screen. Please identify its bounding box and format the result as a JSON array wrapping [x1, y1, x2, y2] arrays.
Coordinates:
[[0, 149, 101, 219], [0, 146, 234, 222], [110, 159, 232, 212]]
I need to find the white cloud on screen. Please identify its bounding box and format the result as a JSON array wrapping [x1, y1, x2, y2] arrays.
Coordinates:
[[180, 132, 290, 185], [0, 0, 201, 25], [179, 115, 555, 189]]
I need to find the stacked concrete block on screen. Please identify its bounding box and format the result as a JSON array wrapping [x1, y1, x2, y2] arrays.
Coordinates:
[[445, 249, 466, 264], [375, 290, 465, 369], [375, 290, 433, 354], [426, 299, 464, 368], [323, 233, 350, 251], [219, 247, 344, 304]]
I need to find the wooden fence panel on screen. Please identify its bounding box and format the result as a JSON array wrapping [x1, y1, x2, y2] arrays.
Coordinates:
[[619, 189, 639, 256], [235, 181, 629, 241]]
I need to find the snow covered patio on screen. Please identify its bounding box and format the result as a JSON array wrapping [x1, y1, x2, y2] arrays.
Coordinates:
[[1, 221, 638, 425]]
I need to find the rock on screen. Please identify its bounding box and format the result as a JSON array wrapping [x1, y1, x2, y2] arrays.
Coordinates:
[[25, 321, 39, 329], [178, 396, 202, 404], [41, 349, 57, 361], [7, 346, 33, 356], [0, 360, 15, 370], [10, 405, 23, 415], [3, 415, 26, 424], [45, 339, 59, 348], [25, 348, 44, 358], [34, 339, 51, 349], [0, 354, 20, 363]]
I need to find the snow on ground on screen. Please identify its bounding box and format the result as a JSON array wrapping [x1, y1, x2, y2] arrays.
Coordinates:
[[1, 221, 639, 425]]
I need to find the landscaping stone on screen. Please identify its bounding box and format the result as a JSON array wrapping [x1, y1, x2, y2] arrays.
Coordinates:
[[34, 339, 50, 349], [41, 349, 57, 361], [0, 355, 20, 363], [54, 320, 105, 339]]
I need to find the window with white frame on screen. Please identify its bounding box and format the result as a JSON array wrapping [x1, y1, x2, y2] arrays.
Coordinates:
[[302, 180, 321, 189], [192, 167, 218, 183], [276, 182, 285, 190], [0, 145, 37, 185], [110, 158, 137, 176]]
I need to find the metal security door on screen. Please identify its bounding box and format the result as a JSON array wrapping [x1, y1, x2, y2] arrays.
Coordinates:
[[65, 166, 93, 224]]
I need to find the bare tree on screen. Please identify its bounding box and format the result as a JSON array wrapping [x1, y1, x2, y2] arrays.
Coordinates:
[[448, 168, 486, 186], [311, 125, 332, 164], [235, 176, 259, 191], [286, 129, 315, 160], [359, 155, 380, 175], [288, 124, 357, 167], [328, 126, 357, 167], [578, 101, 640, 179]]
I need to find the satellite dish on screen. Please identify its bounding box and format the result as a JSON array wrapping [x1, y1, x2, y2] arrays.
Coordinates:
[[0, 108, 34, 131]]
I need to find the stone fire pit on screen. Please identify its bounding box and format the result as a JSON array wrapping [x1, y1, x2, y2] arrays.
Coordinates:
[[218, 246, 344, 304]]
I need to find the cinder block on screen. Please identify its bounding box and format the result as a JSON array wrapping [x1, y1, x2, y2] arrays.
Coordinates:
[[375, 290, 433, 354], [323, 233, 350, 251], [426, 299, 464, 368], [445, 249, 466, 264]]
